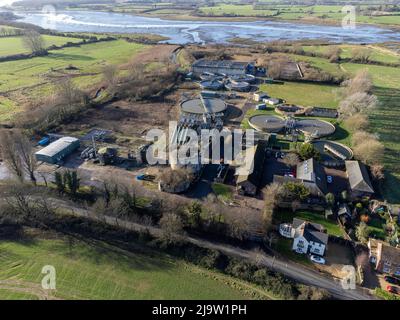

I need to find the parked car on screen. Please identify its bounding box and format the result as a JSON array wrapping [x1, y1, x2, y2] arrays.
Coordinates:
[[136, 174, 156, 182], [385, 276, 400, 286], [386, 285, 400, 295], [327, 176, 333, 184], [310, 255, 326, 265]]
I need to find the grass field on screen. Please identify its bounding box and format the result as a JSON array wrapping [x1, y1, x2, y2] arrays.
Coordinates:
[[302, 44, 400, 65], [0, 96, 18, 122], [200, 4, 276, 16], [0, 40, 147, 92], [0, 35, 84, 57], [259, 81, 339, 108], [0, 234, 270, 300], [337, 63, 400, 204], [0, 39, 147, 120], [198, 4, 400, 26]]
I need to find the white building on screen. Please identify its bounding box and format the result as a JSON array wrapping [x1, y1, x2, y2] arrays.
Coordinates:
[[253, 92, 269, 102], [290, 218, 329, 256]]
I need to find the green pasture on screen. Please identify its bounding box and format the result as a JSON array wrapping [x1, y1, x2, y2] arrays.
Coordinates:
[[0, 35, 84, 57], [259, 81, 339, 108], [0, 236, 266, 300]]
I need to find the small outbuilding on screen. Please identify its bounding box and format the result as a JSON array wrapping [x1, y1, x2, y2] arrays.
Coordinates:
[[253, 92, 269, 102], [35, 137, 80, 164], [264, 98, 282, 106]]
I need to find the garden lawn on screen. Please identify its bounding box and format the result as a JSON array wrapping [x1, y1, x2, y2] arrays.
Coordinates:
[[0, 236, 266, 300], [275, 238, 312, 265], [275, 209, 343, 237]]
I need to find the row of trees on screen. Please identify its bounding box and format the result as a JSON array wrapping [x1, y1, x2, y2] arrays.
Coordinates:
[[0, 27, 23, 37], [54, 170, 80, 197], [339, 70, 385, 181]]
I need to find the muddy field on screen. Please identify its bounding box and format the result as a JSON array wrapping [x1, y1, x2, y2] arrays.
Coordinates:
[[63, 93, 180, 150]]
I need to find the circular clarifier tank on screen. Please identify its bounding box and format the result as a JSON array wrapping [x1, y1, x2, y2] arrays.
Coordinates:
[[311, 140, 354, 161], [225, 80, 251, 92], [200, 79, 224, 90], [248, 115, 286, 133], [180, 98, 227, 114], [230, 74, 256, 83], [296, 119, 336, 138]]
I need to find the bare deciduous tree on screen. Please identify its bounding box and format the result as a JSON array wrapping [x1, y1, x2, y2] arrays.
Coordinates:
[[370, 164, 385, 181], [55, 78, 85, 108], [351, 48, 372, 64], [339, 92, 378, 117], [344, 113, 369, 130], [326, 46, 341, 63], [351, 130, 385, 165], [159, 212, 184, 245], [0, 130, 24, 182], [262, 183, 284, 231], [102, 64, 118, 88], [351, 130, 376, 146], [353, 139, 385, 165], [342, 69, 374, 96], [282, 153, 300, 168], [22, 29, 46, 54], [0, 130, 37, 184], [159, 167, 194, 192], [14, 131, 37, 185]]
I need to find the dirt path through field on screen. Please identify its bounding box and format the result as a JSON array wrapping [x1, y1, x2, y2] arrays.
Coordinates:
[[0, 279, 58, 300]]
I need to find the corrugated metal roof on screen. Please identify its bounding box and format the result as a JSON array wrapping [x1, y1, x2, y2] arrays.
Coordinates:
[[35, 137, 79, 158]]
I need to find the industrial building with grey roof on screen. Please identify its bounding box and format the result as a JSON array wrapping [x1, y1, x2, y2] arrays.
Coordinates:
[[192, 59, 255, 77], [35, 137, 80, 164]]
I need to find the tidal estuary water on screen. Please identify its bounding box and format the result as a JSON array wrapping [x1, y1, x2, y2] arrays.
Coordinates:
[[15, 10, 400, 44]]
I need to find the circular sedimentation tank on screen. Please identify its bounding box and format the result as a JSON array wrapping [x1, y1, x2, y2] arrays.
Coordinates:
[[296, 119, 336, 138], [180, 98, 227, 115], [248, 115, 286, 133], [312, 140, 354, 161], [200, 79, 224, 90], [231, 74, 256, 83], [225, 80, 251, 92], [199, 73, 217, 81]]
